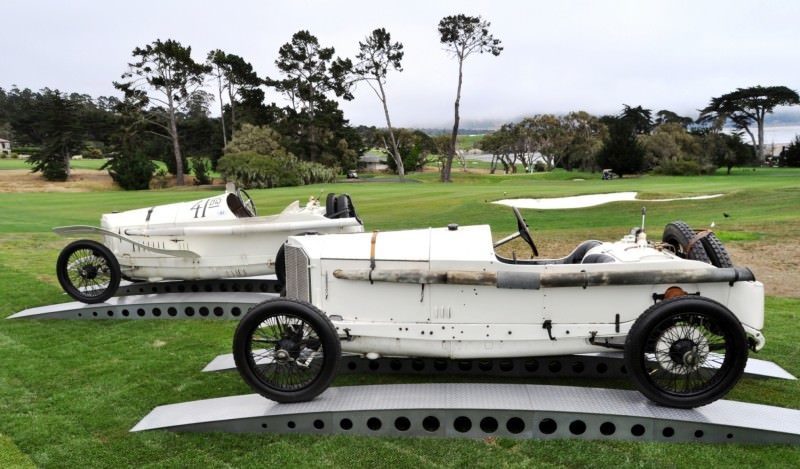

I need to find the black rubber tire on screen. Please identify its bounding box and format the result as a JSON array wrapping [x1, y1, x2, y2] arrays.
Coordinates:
[[56, 239, 121, 304], [662, 221, 711, 264], [325, 193, 337, 218], [700, 232, 733, 268], [624, 296, 748, 408], [233, 298, 341, 403], [335, 194, 352, 219]]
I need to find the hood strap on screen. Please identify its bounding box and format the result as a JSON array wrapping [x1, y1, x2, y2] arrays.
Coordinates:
[[369, 230, 379, 284]]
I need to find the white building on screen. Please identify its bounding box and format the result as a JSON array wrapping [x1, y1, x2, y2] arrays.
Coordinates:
[[0, 139, 10, 155]]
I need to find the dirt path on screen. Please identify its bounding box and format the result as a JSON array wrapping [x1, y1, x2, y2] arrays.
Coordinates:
[[0, 169, 116, 193]]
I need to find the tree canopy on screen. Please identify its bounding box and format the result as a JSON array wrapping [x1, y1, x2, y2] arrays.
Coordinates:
[[353, 28, 406, 178], [699, 85, 800, 159], [207, 49, 262, 146], [114, 38, 210, 185], [438, 14, 502, 182]]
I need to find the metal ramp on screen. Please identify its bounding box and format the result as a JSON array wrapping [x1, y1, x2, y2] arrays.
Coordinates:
[[7, 292, 271, 320], [201, 351, 797, 381], [131, 383, 800, 444], [7, 277, 280, 320]]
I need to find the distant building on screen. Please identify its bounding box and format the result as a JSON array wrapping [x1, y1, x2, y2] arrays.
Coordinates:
[[0, 138, 10, 155], [359, 150, 388, 172]]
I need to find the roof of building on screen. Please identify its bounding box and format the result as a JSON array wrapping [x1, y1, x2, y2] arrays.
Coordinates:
[[0, 138, 10, 143]]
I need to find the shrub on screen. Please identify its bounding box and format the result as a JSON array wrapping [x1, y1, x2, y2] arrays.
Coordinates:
[[217, 152, 301, 188], [533, 161, 546, 172], [83, 147, 104, 159], [151, 168, 169, 189], [296, 161, 339, 184], [190, 156, 212, 185], [102, 150, 156, 190], [781, 136, 800, 167], [652, 159, 717, 176], [27, 148, 69, 181], [218, 152, 338, 189]]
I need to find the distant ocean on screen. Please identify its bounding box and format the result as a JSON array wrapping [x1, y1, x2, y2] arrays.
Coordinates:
[[727, 125, 800, 146], [761, 125, 800, 145]]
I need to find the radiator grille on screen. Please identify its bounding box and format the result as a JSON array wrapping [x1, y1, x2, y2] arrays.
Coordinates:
[[284, 245, 310, 302]]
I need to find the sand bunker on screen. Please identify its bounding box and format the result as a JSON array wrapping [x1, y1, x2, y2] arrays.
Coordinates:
[[495, 192, 723, 210]]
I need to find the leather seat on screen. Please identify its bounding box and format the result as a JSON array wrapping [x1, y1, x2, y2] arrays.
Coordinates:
[[560, 240, 602, 264]]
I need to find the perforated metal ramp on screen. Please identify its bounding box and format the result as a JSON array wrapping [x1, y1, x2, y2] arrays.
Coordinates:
[[7, 292, 272, 320], [131, 383, 800, 444], [7, 276, 280, 320], [115, 277, 281, 297], [201, 351, 796, 381]]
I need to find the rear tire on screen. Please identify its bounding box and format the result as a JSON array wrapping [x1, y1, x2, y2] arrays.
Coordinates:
[[624, 296, 748, 408], [662, 221, 711, 264], [233, 298, 341, 403], [700, 232, 733, 268]]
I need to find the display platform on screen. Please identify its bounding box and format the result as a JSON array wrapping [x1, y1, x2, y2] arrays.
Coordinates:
[[7, 277, 280, 320], [131, 383, 800, 444], [201, 351, 797, 381]]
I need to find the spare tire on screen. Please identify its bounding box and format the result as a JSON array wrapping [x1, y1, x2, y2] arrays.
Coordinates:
[[662, 221, 711, 264], [700, 232, 733, 268]]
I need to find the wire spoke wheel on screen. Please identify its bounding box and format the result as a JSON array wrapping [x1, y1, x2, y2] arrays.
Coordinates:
[[56, 240, 120, 304], [234, 298, 340, 403], [248, 313, 325, 392], [646, 312, 728, 395], [625, 296, 748, 408]]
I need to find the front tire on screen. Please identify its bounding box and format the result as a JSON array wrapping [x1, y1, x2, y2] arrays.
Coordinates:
[[56, 239, 121, 304], [233, 298, 341, 403], [624, 296, 748, 408]]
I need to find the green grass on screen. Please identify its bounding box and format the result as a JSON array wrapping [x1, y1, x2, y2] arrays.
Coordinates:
[[0, 158, 110, 171], [457, 134, 485, 150], [1, 168, 800, 466]]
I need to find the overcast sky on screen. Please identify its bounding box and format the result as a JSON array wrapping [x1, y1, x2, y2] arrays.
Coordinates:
[[2, 0, 799, 128]]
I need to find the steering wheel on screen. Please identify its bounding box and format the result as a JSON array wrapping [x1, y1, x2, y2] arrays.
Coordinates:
[[512, 207, 539, 257], [239, 188, 257, 217]]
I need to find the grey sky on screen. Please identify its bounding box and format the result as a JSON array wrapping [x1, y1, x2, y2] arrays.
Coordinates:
[[2, 0, 799, 128]]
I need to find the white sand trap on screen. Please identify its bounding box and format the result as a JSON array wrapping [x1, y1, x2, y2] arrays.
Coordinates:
[[495, 192, 723, 210]]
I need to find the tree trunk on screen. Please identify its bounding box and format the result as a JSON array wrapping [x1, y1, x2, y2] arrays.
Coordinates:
[[167, 91, 184, 186], [63, 151, 71, 179], [442, 57, 464, 183], [757, 110, 765, 161], [217, 69, 227, 148], [377, 79, 404, 179], [227, 86, 237, 132]]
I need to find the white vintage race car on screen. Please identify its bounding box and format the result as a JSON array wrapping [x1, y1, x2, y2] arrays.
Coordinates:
[[233, 208, 766, 408], [53, 184, 363, 303]]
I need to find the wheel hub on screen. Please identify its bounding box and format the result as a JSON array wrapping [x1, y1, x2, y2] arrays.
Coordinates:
[[276, 336, 301, 363], [79, 265, 98, 280], [274, 349, 292, 364], [655, 325, 710, 374]]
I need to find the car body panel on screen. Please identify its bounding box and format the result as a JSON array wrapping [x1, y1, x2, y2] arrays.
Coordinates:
[[286, 223, 765, 360]]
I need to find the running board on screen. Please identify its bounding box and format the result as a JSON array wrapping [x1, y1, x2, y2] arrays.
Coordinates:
[[131, 383, 800, 444], [7, 293, 272, 320], [201, 352, 797, 381]]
